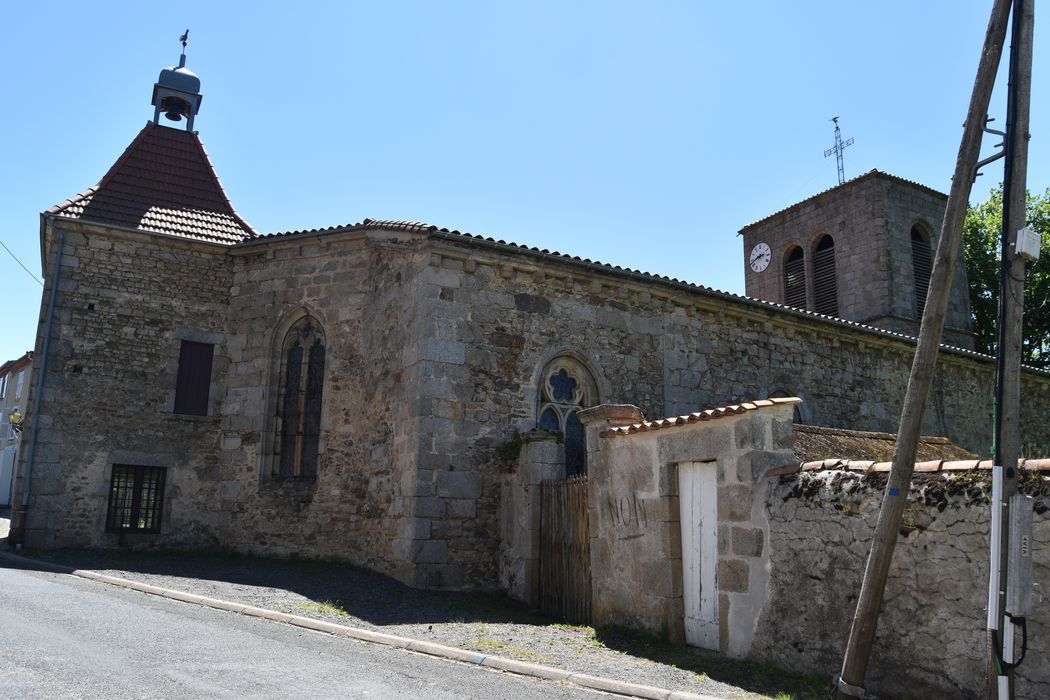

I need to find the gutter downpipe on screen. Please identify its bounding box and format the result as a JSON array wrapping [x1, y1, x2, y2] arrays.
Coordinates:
[[12, 217, 64, 546]]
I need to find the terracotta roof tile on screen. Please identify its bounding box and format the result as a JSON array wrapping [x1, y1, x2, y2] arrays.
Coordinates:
[[599, 397, 800, 438], [236, 216, 1049, 373], [48, 122, 256, 244], [778, 458, 1050, 478]]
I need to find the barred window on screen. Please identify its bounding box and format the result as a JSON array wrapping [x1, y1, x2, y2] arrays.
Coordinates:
[[537, 356, 598, 477], [105, 465, 166, 533], [274, 316, 326, 479]]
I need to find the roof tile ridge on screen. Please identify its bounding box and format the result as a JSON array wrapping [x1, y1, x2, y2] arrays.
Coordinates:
[[185, 129, 258, 238]]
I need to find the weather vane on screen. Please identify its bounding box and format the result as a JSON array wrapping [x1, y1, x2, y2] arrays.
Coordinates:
[[824, 116, 854, 185], [179, 29, 189, 55]]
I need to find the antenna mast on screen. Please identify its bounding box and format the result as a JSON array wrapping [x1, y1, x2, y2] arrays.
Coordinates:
[[824, 116, 854, 185]]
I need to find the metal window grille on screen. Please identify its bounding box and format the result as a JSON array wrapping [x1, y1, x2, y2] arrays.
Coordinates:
[[911, 228, 933, 318], [105, 465, 166, 533], [812, 236, 839, 316]]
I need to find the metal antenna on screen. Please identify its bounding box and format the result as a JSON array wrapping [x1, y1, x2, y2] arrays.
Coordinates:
[[824, 116, 854, 185]]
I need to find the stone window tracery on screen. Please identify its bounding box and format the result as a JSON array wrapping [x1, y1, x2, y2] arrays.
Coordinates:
[[274, 316, 326, 479], [537, 357, 598, 476]]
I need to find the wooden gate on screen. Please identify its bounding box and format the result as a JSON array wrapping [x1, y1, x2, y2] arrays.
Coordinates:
[[539, 475, 591, 623]]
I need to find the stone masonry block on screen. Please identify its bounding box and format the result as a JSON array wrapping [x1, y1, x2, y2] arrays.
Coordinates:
[[771, 416, 794, 450], [410, 539, 448, 564], [718, 558, 749, 593], [731, 526, 764, 558], [718, 484, 751, 522], [737, 450, 792, 483], [400, 517, 432, 539], [412, 497, 446, 518], [420, 337, 466, 365], [436, 471, 483, 499], [446, 499, 477, 518]]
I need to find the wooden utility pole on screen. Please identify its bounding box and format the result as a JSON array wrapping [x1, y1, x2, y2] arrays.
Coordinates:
[[989, 0, 1034, 696], [835, 2, 1012, 697]]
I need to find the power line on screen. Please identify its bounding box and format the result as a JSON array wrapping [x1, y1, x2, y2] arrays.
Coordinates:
[[0, 239, 44, 287]]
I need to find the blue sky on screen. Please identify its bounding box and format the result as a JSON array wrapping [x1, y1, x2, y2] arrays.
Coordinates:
[[1, 1, 1045, 363]]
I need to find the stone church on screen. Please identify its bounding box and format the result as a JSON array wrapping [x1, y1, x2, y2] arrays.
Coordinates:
[[10, 53, 1050, 592]]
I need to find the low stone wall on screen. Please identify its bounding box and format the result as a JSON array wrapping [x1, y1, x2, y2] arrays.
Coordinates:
[[581, 400, 1050, 698], [754, 467, 1050, 699], [581, 400, 796, 652]]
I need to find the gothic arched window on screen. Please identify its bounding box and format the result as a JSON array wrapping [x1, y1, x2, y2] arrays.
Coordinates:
[[812, 235, 839, 316], [911, 226, 933, 318], [274, 316, 326, 479], [783, 246, 807, 310], [537, 356, 598, 477]]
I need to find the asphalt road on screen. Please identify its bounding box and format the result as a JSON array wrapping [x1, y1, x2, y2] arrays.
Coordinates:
[[0, 563, 608, 699]]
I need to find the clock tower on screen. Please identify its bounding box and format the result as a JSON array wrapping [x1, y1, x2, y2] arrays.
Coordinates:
[[739, 170, 974, 349]]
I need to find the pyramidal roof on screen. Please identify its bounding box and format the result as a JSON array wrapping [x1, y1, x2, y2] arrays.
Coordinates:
[[47, 122, 256, 244]]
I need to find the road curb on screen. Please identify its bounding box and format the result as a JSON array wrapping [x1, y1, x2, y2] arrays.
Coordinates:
[[0, 550, 719, 700]]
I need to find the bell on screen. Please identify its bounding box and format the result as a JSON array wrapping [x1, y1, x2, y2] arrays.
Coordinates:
[[162, 96, 188, 122]]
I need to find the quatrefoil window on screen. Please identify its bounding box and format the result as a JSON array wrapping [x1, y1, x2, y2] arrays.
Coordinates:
[[536, 357, 598, 476]]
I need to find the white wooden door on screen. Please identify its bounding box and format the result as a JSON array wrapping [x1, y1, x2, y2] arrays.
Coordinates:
[[0, 445, 16, 506], [679, 460, 718, 649]]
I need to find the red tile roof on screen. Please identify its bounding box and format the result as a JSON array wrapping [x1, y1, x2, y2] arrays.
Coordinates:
[[47, 122, 256, 244], [767, 458, 1050, 476], [598, 397, 800, 438]]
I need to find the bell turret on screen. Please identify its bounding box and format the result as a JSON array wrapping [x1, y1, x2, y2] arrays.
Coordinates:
[[151, 30, 203, 131]]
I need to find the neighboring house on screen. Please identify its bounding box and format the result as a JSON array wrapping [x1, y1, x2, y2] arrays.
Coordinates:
[[9, 49, 1050, 596], [0, 351, 32, 506]]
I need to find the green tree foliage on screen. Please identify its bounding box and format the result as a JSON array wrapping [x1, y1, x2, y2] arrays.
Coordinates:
[[963, 186, 1050, 367]]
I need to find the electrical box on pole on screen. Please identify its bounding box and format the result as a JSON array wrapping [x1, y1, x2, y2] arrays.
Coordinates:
[[1006, 492, 1034, 617], [1014, 226, 1042, 261]]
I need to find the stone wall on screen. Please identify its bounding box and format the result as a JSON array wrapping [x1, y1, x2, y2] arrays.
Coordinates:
[[426, 233, 1049, 464], [754, 468, 1050, 699], [19, 218, 1050, 595], [581, 400, 1049, 698], [21, 222, 232, 548], [499, 431, 564, 604], [218, 228, 431, 584], [581, 401, 796, 652]]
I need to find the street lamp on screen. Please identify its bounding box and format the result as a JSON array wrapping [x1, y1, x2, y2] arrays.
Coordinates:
[[8, 408, 23, 434]]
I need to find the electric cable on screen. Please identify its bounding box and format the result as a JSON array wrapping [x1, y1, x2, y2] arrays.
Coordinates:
[[0, 239, 44, 286]]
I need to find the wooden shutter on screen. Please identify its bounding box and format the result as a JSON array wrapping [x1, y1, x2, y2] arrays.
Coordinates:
[[912, 228, 933, 317], [173, 341, 214, 416], [784, 248, 807, 309], [813, 236, 839, 316]]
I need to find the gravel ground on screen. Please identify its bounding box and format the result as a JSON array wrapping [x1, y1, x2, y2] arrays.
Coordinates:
[[7, 546, 824, 699]]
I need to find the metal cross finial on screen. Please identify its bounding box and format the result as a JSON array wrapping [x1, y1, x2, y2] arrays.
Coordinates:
[[179, 29, 189, 54], [824, 116, 855, 185]]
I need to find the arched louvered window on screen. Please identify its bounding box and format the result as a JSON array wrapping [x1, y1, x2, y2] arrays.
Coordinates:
[[812, 235, 839, 316], [537, 356, 598, 476], [274, 316, 326, 479], [911, 226, 933, 318], [783, 246, 807, 310]]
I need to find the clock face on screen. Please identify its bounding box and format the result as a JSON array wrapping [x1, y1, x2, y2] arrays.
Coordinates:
[[749, 242, 772, 273]]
